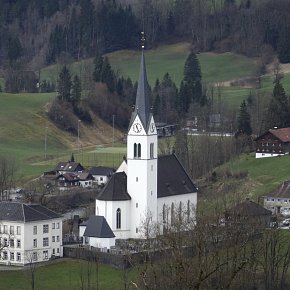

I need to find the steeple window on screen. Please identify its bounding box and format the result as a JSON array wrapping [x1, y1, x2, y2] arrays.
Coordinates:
[[150, 143, 154, 158], [134, 143, 141, 158], [116, 208, 121, 229]]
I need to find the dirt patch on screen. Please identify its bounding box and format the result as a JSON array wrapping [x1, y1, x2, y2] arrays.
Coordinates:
[[210, 76, 261, 89]]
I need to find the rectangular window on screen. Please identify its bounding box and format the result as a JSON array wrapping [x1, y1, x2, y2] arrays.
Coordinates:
[[3, 251, 7, 260], [10, 252, 14, 261], [43, 251, 48, 260], [0, 225, 2, 233], [16, 226, 21, 235], [56, 236, 59, 242], [43, 237, 49, 247], [33, 252, 38, 261], [57, 248, 59, 254], [136, 227, 138, 233], [52, 236, 55, 242], [4, 238, 8, 247], [43, 224, 49, 234], [56, 222, 59, 229], [17, 239, 21, 248], [136, 203, 138, 208], [10, 226, 14, 235], [3, 225, 7, 234], [33, 239, 37, 248], [52, 223, 55, 229], [53, 249, 55, 255], [17, 252, 21, 261], [33, 226, 37, 235], [10, 239, 14, 248]]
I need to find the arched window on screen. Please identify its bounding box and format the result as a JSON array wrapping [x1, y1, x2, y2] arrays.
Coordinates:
[[134, 143, 137, 158], [138, 143, 141, 158], [171, 202, 175, 225], [116, 208, 121, 229], [163, 204, 166, 224]]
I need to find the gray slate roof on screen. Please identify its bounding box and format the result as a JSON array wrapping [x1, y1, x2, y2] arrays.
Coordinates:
[[129, 50, 152, 132], [0, 202, 61, 222], [97, 154, 197, 201], [54, 161, 83, 172], [88, 166, 115, 176], [157, 154, 197, 198], [225, 200, 272, 217], [96, 172, 131, 201], [83, 215, 115, 238]]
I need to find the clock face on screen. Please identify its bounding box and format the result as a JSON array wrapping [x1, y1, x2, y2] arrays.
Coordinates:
[[150, 123, 155, 133], [133, 123, 142, 133]]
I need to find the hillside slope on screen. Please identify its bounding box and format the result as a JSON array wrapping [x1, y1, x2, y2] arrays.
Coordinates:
[[0, 92, 123, 179]]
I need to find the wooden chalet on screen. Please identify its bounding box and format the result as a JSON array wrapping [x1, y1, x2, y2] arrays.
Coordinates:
[[255, 127, 290, 158]]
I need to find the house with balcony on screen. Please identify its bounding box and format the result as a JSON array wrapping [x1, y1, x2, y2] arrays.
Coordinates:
[[255, 127, 290, 158], [263, 181, 290, 215], [0, 202, 63, 265]]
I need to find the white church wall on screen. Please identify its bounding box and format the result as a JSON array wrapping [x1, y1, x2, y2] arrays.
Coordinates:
[[88, 237, 115, 249], [157, 192, 197, 225], [95, 199, 131, 239]]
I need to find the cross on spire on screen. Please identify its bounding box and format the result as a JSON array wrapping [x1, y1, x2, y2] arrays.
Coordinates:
[[141, 32, 145, 49]]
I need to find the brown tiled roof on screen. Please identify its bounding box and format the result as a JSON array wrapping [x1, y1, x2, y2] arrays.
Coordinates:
[[269, 127, 290, 142], [265, 181, 290, 198]]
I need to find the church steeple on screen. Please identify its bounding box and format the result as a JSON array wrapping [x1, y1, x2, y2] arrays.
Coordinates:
[[129, 32, 152, 132], [135, 50, 151, 129]]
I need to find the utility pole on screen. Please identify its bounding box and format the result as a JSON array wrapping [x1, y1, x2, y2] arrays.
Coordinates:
[[112, 114, 115, 148], [44, 125, 48, 159], [78, 120, 81, 152]]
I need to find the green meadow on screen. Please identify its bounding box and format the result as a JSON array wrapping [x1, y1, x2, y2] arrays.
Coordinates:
[[0, 259, 136, 290], [218, 153, 290, 197]]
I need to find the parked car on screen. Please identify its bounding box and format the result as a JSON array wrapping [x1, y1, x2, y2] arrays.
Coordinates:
[[282, 218, 290, 226]]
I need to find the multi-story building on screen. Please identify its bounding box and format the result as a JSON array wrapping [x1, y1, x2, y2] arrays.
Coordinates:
[[0, 202, 63, 265]]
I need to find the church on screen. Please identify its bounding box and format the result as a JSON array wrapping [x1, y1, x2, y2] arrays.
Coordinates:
[[79, 43, 198, 249]]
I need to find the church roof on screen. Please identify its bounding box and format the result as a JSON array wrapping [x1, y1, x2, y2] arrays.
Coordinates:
[[96, 172, 131, 201], [157, 154, 197, 198], [129, 50, 152, 131], [83, 215, 115, 238], [0, 202, 61, 222]]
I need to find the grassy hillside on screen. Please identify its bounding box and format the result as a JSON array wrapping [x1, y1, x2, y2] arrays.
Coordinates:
[[0, 92, 124, 181], [40, 43, 258, 106], [216, 153, 290, 198]]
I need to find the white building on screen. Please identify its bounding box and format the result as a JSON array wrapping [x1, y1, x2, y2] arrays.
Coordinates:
[[80, 47, 198, 248], [0, 202, 63, 265]]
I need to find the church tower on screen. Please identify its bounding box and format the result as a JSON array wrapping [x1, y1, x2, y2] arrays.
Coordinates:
[[127, 33, 158, 238]]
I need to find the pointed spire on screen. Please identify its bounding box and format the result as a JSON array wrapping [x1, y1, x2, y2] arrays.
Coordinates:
[[134, 32, 151, 129]]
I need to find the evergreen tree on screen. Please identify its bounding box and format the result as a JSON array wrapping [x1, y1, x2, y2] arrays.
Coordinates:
[[101, 56, 116, 92], [71, 153, 75, 162], [277, 26, 290, 64], [57, 66, 71, 102], [237, 100, 252, 135], [93, 52, 104, 82], [267, 80, 290, 128], [183, 52, 201, 84], [71, 75, 82, 107]]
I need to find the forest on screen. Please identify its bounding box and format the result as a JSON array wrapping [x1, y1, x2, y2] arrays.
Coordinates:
[[1, 0, 290, 69]]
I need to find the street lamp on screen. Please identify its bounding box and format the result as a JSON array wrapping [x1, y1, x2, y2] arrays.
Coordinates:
[[44, 125, 48, 159], [78, 120, 81, 153]]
